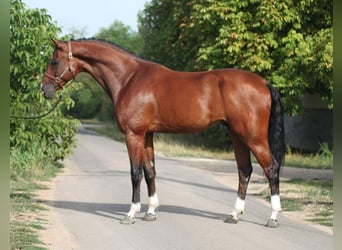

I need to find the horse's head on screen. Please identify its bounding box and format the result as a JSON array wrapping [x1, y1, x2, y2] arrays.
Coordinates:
[[41, 39, 77, 99]]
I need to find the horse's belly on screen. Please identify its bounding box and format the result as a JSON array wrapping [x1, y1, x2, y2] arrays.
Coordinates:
[[149, 108, 223, 134], [150, 91, 224, 133]]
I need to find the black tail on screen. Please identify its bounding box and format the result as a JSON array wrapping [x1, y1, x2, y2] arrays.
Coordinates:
[[267, 84, 285, 168]]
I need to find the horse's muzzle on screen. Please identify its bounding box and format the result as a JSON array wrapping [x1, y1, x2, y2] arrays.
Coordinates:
[[41, 83, 56, 99]]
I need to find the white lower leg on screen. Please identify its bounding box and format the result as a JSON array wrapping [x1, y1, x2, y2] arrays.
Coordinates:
[[229, 197, 245, 220], [147, 193, 159, 214], [127, 202, 141, 218], [270, 195, 281, 220]]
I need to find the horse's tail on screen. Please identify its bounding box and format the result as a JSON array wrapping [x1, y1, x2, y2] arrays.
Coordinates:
[[267, 83, 285, 168]]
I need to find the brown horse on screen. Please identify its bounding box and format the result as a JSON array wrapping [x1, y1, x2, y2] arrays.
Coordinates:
[[41, 39, 285, 227]]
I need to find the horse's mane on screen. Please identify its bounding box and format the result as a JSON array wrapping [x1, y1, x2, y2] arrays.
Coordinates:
[[70, 37, 147, 62]]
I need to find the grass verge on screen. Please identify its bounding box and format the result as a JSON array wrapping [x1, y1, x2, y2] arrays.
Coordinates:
[[10, 155, 63, 250], [257, 178, 333, 228]]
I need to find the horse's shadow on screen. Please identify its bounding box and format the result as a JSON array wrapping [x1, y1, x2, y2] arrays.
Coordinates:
[[38, 199, 226, 221], [37, 199, 265, 227]]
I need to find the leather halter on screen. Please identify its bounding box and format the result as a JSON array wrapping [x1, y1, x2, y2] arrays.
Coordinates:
[[44, 40, 76, 89]]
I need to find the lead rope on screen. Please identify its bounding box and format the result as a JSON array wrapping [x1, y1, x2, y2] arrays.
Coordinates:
[[10, 88, 65, 120]]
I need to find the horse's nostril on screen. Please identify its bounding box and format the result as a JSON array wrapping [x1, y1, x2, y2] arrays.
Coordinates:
[[41, 83, 56, 99]]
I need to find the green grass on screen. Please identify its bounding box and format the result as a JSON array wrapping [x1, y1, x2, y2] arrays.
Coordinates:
[[10, 153, 63, 250], [258, 179, 333, 227], [10, 221, 47, 250], [10, 188, 48, 250], [285, 142, 333, 169], [309, 215, 333, 227], [154, 133, 235, 159]]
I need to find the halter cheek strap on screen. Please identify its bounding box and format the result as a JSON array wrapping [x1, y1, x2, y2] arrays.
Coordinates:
[[44, 40, 75, 89], [67, 40, 76, 73]]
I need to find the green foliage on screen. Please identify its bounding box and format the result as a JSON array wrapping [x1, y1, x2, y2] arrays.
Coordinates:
[[139, 0, 195, 70], [96, 94, 115, 122], [63, 76, 102, 119], [63, 72, 114, 121], [10, 137, 64, 179], [65, 86, 101, 119], [139, 0, 333, 114], [10, 0, 80, 169], [318, 142, 333, 159], [95, 20, 144, 55]]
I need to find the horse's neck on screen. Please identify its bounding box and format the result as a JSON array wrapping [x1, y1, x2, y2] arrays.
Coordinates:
[[74, 41, 138, 103]]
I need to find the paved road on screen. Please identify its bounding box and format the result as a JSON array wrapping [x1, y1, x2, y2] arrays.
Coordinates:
[[41, 128, 333, 250]]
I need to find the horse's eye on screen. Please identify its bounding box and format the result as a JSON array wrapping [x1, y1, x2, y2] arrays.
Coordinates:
[[51, 60, 59, 66]]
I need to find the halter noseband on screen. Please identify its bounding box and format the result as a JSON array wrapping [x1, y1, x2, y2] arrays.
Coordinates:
[[44, 40, 76, 89]]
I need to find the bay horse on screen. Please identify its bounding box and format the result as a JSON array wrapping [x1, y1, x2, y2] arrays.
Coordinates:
[[41, 39, 285, 227]]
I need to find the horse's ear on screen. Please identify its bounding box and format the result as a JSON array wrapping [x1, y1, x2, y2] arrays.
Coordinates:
[[50, 37, 59, 48], [50, 38, 65, 50]]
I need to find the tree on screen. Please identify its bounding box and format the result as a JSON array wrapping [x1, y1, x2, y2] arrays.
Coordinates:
[[139, 0, 333, 114], [95, 20, 143, 56], [10, 0, 80, 168], [138, 0, 195, 70]]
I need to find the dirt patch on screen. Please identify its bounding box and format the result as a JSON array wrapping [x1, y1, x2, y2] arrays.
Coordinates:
[[35, 167, 77, 250]]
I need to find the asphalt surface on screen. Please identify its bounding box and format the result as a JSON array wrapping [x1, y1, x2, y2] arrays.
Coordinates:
[[41, 128, 333, 250]]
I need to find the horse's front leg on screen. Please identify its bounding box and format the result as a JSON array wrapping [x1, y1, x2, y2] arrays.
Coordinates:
[[121, 132, 145, 224], [142, 132, 159, 221]]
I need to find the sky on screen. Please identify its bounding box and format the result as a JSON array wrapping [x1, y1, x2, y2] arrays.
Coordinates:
[[23, 0, 149, 37]]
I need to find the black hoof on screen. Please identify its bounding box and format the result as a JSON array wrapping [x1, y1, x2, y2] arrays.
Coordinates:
[[120, 216, 136, 225], [266, 219, 279, 228], [224, 215, 238, 224], [142, 213, 157, 221]]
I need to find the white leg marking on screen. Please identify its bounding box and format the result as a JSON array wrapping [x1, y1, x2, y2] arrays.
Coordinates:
[[147, 193, 159, 214], [229, 197, 245, 220], [270, 195, 281, 220], [127, 202, 141, 218]]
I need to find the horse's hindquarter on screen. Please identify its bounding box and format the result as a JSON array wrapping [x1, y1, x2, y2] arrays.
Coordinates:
[[217, 69, 271, 140]]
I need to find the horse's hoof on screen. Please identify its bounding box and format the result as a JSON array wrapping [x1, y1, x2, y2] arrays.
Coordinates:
[[224, 215, 238, 224], [120, 216, 136, 225], [266, 219, 279, 228], [142, 213, 157, 221]]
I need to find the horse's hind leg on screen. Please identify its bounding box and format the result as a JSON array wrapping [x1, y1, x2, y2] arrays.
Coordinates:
[[249, 142, 281, 227], [225, 132, 253, 224], [142, 132, 159, 221]]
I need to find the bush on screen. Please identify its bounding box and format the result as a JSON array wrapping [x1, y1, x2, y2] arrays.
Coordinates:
[[10, 0, 80, 171], [10, 141, 63, 180], [66, 73, 115, 122], [63, 82, 102, 119]]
